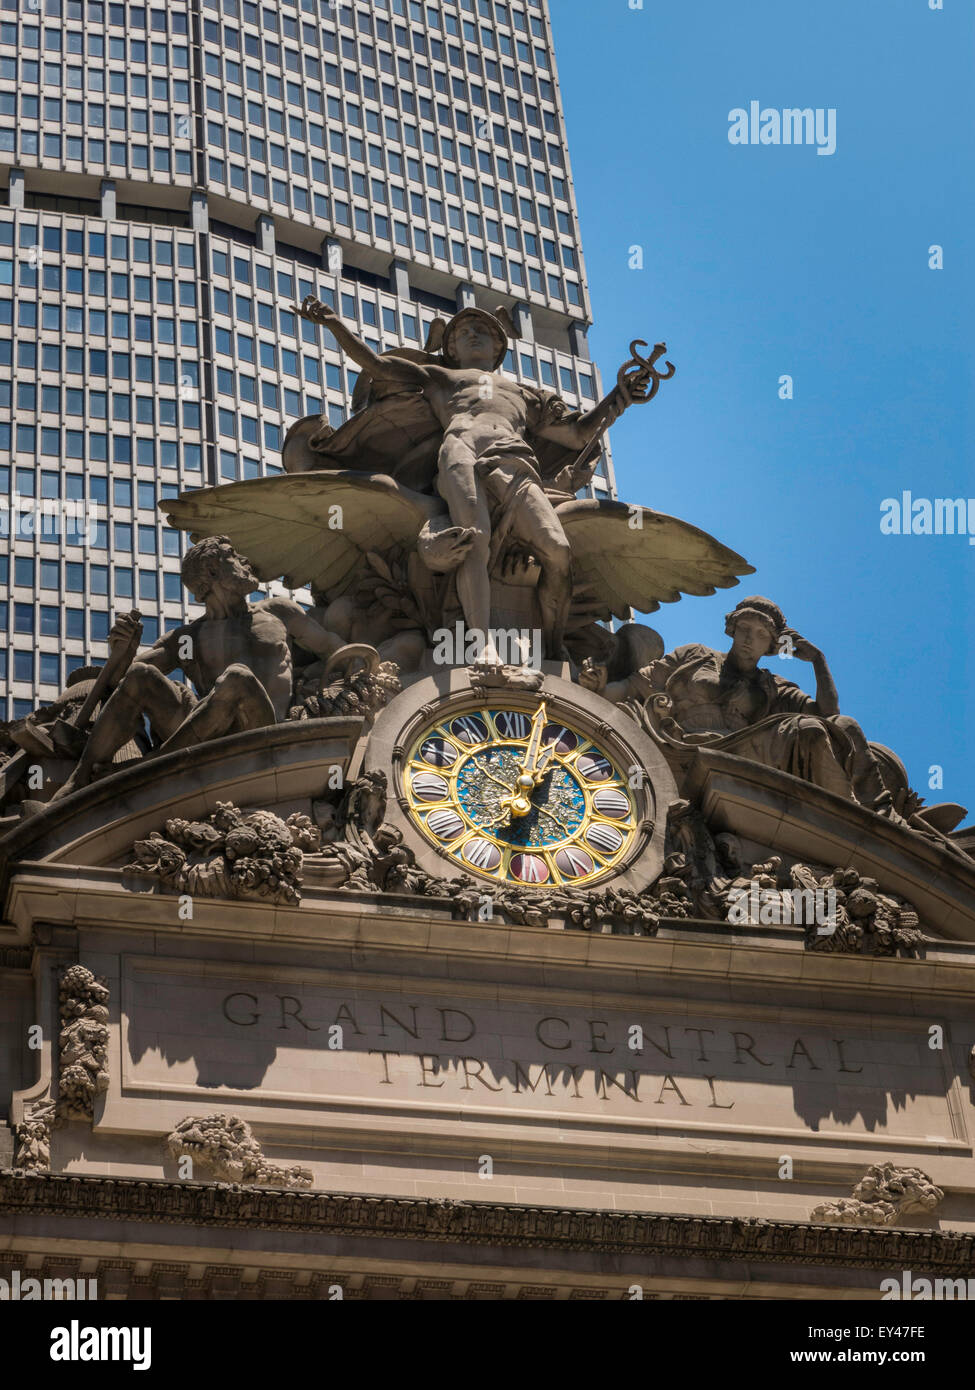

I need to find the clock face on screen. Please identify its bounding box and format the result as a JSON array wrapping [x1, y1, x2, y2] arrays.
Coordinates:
[[402, 702, 639, 888]]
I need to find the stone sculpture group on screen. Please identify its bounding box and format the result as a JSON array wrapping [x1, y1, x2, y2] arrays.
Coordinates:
[[0, 305, 965, 862], [2, 306, 967, 1252]]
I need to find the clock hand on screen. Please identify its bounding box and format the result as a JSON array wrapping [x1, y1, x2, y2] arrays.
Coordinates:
[[480, 746, 539, 824], [471, 757, 520, 828], [533, 738, 558, 780], [474, 709, 557, 829], [525, 740, 575, 836], [477, 738, 569, 835], [483, 787, 569, 838], [522, 700, 548, 778]]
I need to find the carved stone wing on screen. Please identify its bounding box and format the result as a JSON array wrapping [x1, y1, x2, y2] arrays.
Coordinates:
[[163, 472, 447, 595], [557, 499, 756, 621]]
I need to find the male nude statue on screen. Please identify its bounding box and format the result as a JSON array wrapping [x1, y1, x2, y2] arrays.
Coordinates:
[[54, 535, 343, 799], [298, 297, 647, 660]]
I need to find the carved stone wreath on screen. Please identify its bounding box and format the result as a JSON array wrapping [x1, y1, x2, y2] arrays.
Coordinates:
[[125, 802, 322, 906]]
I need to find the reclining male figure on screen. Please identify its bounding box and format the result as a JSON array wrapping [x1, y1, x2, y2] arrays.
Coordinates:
[[54, 535, 343, 799]]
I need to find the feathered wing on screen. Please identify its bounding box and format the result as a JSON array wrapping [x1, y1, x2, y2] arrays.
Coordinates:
[[558, 500, 755, 622], [163, 472, 447, 596]]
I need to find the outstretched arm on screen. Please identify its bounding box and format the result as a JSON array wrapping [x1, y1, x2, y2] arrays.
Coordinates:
[[534, 385, 630, 450], [298, 296, 428, 387], [534, 344, 672, 450]]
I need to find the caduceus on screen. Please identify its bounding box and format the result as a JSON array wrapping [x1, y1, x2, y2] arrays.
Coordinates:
[[565, 338, 676, 489], [616, 339, 676, 404]]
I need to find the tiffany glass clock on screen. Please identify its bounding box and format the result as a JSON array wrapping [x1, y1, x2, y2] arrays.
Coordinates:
[[402, 699, 638, 888]]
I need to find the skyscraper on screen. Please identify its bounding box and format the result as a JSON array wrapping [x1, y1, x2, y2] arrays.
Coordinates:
[[0, 0, 616, 719]]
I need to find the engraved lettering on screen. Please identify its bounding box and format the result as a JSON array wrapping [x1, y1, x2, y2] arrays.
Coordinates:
[[705, 1076, 735, 1109], [277, 995, 319, 1031], [512, 1062, 555, 1095], [438, 1007, 476, 1043], [683, 1027, 715, 1062], [369, 1050, 400, 1084], [333, 1003, 365, 1035], [786, 1038, 820, 1070], [536, 1016, 572, 1050], [732, 1031, 772, 1066], [460, 1057, 504, 1091], [417, 1054, 445, 1086], [833, 1038, 864, 1074], [222, 992, 259, 1026], [378, 1004, 421, 1039], [595, 1069, 641, 1101], [654, 1075, 690, 1105]]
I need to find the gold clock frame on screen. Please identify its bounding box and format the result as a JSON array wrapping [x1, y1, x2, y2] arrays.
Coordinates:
[[366, 670, 676, 898], [403, 701, 638, 889]]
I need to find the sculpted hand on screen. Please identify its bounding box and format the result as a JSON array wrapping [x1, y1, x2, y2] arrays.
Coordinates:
[[577, 658, 608, 694], [298, 295, 338, 326], [108, 611, 143, 650], [615, 368, 652, 409], [615, 340, 675, 408], [500, 547, 537, 583], [784, 629, 822, 663], [565, 460, 597, 493]]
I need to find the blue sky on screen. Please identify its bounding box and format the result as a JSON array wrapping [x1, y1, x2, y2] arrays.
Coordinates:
[[549, 0, 974, 819]]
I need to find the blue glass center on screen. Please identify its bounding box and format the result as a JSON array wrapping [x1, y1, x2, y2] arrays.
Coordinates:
[[455, 745, 586, 848]]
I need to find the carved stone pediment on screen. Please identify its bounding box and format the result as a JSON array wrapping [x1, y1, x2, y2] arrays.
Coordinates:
[[686, 750, 975, 942], [0, 717, 363, 901]]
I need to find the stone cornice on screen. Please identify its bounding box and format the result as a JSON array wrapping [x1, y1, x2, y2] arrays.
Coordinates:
[[2, 1171, 972, 1275], [6, 866, 975, 1008]]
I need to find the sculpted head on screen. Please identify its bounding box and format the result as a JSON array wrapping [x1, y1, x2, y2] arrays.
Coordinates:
[[181, 536, 259, 605], [442, 308, 509, 371], [724, 595, 787, 668]]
